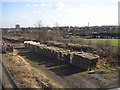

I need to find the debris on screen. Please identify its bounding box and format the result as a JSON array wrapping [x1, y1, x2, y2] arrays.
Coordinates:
[[88, 71, 105, 74]]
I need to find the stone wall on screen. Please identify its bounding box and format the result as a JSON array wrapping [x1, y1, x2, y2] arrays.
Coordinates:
[[24, 41, 99, 70]]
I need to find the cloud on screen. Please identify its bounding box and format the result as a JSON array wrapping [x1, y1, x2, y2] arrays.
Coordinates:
[[18, 15, 32, 23], [26, 3, 68, 11], [26, 3, 54, 7], [47, 3, 53, 6], [55, 13, 61, 17], [41, 3, 46, 7], [41, 3, 53, 7], [53, 3, 69, 10], [19, 15, 27, 18], [26, 4, 31, 7], [33, 11, 42, 15], [66, 8, 80, 14], [26, 4, 40, 7]]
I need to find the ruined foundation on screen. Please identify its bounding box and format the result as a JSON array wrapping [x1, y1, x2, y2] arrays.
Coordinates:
[[24, 41, 99, 70]]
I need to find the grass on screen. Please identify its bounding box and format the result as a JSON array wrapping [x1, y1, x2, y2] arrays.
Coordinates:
[[101, 69, 118, 81], [82, 39, 119, 47], [62, 37, 119, 47]]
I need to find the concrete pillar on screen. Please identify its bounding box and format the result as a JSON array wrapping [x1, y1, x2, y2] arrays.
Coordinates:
[[42, 48, 45, 55], [46, 48, 50, 57], [53, 50, 58, 60], [50, 49, 54, 59], [31, 44, 35, 52], [28, 43, 30, 49], [62, 53, 71, 63], [57, 51, 62, 60], [40, 47, 44, 55], [24, 43, 27, 48], [35, 45, 39, 53]]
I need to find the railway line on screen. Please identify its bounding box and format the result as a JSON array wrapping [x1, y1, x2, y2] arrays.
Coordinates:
[[1, 61, 18, 89]]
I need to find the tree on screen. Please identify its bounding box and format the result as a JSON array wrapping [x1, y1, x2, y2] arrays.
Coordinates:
[[54, 22, 60, 38], [34, 20, 45, 42], [34, 20, 43, 28]]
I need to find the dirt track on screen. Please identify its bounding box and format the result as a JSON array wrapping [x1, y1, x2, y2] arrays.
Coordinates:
[[2, 39, 116, 88]]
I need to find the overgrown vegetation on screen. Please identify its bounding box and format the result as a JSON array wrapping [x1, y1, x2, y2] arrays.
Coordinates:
[[60, 37, 119, 68]]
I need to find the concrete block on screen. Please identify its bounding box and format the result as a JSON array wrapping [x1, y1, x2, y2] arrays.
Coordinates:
[[34, 45, 39, 53], [23, 41, 99, 70], [52, 50, 58, 60], [50, 49, 55, 59], [71, 53, 99, 70], [40, 47, 44, 55], [62, 53, 71, 63], [31, 44, 35, 52], [37, 46, 41, 54], [71, 54, 90, 70], [46, 49, 51, 57], [24, 43, 27, 48], [42, 48, 45, 55], [29, 44, 32, 50], [45, 48, 50, 57], [56, 51, 62, 60], [27, 43, 31, 49], [24, 41, 33, 48]]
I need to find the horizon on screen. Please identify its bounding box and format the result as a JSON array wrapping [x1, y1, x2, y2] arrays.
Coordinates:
[[2, 25, 119, 29], [1, 0, 119, 28]]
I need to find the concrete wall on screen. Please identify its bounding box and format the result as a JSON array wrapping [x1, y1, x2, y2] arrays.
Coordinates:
[[24, 41, 99, 70], [72, 54, 90, 70]]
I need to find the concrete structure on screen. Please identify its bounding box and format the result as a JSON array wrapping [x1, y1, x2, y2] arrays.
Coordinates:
[[24, 41, 100, 70], [72, 52, 99, 70], [118, 1, 120, 25]]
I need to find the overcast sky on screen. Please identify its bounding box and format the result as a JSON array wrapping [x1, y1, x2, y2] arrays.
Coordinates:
[[1, 0, 119, 28]]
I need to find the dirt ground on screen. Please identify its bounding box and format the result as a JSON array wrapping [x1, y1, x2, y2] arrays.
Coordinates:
[[2, 50, 65, 88], [2, 40, 118, 89]]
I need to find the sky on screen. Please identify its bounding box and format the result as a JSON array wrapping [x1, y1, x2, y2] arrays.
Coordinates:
[[1, 0, 120, 28], [118, 1, 120, 25]]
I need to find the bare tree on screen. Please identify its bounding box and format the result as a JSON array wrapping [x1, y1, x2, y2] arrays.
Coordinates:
[[34, 20, 43, 28], [34, 20, 45, 42], [53, 22, 63, 40], [54, 22, 60, 38]]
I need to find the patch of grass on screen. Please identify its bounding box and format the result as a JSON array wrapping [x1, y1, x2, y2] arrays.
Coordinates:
[[62, 37, 119, 47], [94, 63, 118, 81], [106, 66, 116, 71], [78, 71, 88, 76], [101, 70, 118, 81], [83, 39, 119, 47]]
